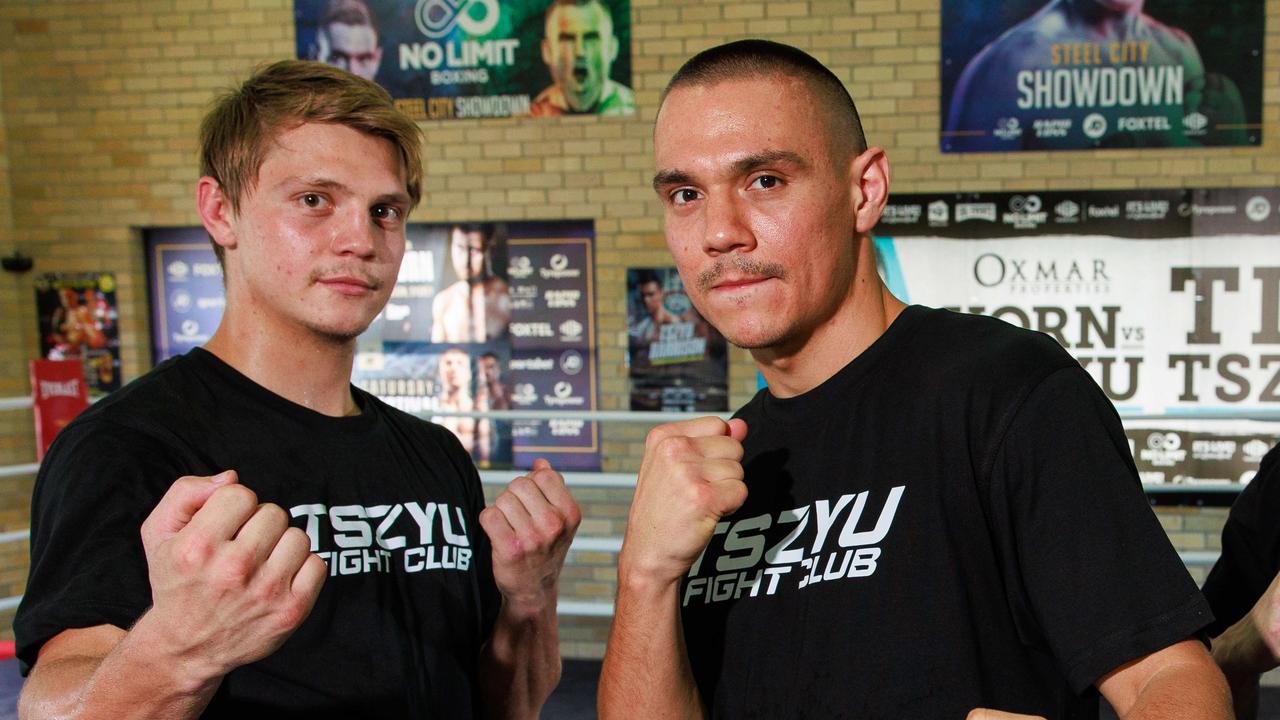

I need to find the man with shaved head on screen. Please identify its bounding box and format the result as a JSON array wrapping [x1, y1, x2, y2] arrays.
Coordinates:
[[598, 39, 1229, 719]]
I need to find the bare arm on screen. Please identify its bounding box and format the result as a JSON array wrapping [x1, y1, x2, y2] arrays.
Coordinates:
[[479, 459, 580, 720], [1097, 638, 1232, 719], [20, 623, 217, 720], [598, 417, 748, 720], [19, 472, 324, 720]]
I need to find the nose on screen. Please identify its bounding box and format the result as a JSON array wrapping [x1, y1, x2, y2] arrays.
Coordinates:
[[331, 206, 377, 258], [702, 193, 755, 256]]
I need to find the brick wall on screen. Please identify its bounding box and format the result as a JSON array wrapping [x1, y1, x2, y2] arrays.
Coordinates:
[[0, 0, 1274, 657]]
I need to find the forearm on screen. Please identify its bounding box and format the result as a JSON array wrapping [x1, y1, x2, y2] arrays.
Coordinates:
[[20, 615, 221, 720], [1115, 657, 1232, 720], [479, 595, 561, 720], [598, 574, 704, 720], [1212, 619, 1274, 720]]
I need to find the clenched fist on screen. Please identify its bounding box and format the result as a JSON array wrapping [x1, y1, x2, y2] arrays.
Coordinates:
[[138, 470, 326, 681], [619, 417, 748, 584]]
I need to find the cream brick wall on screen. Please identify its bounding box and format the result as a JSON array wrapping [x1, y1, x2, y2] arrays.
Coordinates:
[[0, 0, 1272, 657]]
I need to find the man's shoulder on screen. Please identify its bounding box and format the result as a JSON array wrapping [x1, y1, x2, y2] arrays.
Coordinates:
[[65, 353, 202, 434], [907, 306, 1077, 388]]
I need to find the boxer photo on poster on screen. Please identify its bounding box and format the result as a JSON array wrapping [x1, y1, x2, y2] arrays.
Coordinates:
[[940, 0, 1263, 152], [626, 268, 727, 413]]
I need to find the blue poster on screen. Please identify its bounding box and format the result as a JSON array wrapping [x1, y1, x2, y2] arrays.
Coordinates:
[[144, 221, 600, 471], [940, 0, 1263, 152]]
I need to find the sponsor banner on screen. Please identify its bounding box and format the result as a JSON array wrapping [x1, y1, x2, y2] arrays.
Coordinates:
[[29, 360, 90, 460], [875, 187, 1280, 492], [293, 0, 634, 120], [145, 228, 226, 365], [143, 221, 600, 471], [34, 273, 121, 396], [626, 268, 729, 412], [941, 0, 1263, 152], [1124, 421, 1280, 487]]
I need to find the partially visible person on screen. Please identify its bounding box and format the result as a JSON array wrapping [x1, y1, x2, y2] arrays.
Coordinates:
[[436, 347, 480, 460], [311, 0, 383, 82], [16, 60, 578, 719], [945, 0, 1246, 151], [1203, 442, 1280, 719], [530, 0, 634, 116], [475, 352, 513, 468], [431, 224, 512, 343], [628, 270, 678, 348]]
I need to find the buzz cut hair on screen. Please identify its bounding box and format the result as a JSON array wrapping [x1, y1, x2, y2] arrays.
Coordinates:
[[660, 39, 867, 157]]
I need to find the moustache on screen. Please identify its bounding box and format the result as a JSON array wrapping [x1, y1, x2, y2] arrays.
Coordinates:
[[696, 257, 787, 292]]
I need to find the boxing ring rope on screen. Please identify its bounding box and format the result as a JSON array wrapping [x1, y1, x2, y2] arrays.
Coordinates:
[[0, 398, 1271, 617]]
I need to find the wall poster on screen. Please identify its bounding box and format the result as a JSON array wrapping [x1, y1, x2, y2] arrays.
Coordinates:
[[875, 187, 1280, 493], [144, 220, 600, 471], [940, 0, 1264, 152], [34, 272, 121, 396], [294, 0, 634, 120], [626, 267, 728, 412]]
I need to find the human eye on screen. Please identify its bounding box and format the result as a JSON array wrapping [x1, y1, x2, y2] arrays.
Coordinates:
[[669, 188, 702, 206], [298, 192, 329, 210], [371, 204, 404, 226], [748, 174, 782, 191]]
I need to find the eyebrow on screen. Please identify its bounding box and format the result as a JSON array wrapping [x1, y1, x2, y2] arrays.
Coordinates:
[[651, 149, 811, 193], [287, 176, 411, 206]]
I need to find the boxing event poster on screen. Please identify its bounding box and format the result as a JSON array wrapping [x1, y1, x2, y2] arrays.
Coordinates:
[[144, 221, 601, 471], [625, 267, 728, 412], [940, 0, 1263, 152], [874, 188, 1280, 492], [293, 0, 633, 120], [144, 227, 226, 364], [33, 273, 122, 396]]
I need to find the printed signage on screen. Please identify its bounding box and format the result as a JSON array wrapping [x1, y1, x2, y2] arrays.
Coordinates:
[[940, 0, 1263, 152], [294, 0, 634, 120], [144, 221, 601, 470], [626, 267, 728, 412], [875, 187, 1280, 492]]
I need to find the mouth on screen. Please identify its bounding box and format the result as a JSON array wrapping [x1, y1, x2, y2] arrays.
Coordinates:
[[711, 275, 773, 292], [572, 65, 589, 85], [316, 274, 379, 296]]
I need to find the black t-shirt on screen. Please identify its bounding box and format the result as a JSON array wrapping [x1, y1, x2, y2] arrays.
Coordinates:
[[680, 306, 1211, 719], [1202, 443, 1280, 637], [16, 348, 500, 719]]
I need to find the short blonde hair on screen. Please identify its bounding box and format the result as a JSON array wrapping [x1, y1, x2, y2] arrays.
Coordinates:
[[199, 60, 422, 261]]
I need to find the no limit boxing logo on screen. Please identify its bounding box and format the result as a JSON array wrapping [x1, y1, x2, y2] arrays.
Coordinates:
[[414, 0, 499, 39], [682, 486, 906, 607]]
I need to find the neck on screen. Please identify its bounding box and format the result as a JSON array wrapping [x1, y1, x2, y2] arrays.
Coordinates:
[[752, 236, 906, 399], [204, 306, 359, 418]]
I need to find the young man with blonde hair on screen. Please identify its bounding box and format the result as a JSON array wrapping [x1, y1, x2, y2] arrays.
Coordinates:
[[17, 60, 578, 719]]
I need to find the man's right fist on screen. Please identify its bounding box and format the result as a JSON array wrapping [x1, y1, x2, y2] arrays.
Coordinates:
[[138, 471, 326, 680], [618, 417, 748, 585]]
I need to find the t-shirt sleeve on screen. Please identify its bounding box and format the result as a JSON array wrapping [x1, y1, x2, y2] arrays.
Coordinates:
[[1201, 444, 1280, 636], [987, 365, 1213, 693], [14, 418, 181, 673]]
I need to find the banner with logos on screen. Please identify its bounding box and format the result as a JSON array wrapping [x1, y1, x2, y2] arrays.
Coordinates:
[[34, 273, 121, 396], [144, 221, 600, 471], [940, 0, 1263, 152], [29, 359, 90, 460], [626, 267, 728, 412], [293, 0, 634, 120], [874, 187, 1280, 491], [145, 227, 226, 364]]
